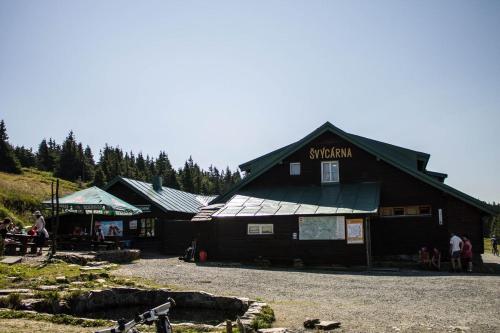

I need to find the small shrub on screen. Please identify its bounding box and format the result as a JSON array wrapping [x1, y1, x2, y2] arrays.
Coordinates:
[[63, 289, 85, 308], [6, 293, 22, 310], [250, 305, 275, 330]]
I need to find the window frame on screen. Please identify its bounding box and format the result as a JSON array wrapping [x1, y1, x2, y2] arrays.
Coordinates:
[[379, 205, 432, 218], [289, 162, 301, 176], [139, 218, 156, 237], [321, 161, 340, 183], [247, 223, 274, 235]]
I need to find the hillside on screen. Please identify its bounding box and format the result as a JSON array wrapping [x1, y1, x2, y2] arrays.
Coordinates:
[[0, 168, 81, 225]]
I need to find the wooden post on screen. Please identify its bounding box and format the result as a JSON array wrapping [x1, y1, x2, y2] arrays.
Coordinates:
[[225, 320, 233, 333], [52, 179, 60, 256], [365, 217, 372, 268], [50, 181, 55, 256]]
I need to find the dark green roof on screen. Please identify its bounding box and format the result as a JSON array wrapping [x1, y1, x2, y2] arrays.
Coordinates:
[[213, 183, 380, 217], [105, 177, 216, 214], [216, 122, 494, 215], [42, 186, 142, 216]]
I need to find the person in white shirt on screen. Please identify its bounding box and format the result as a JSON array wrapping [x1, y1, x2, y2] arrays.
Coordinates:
[[32, 210, 48, 255], [449, 233, 463, 272]]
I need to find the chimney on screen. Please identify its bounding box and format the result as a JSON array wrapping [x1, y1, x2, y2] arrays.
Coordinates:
[[152, 175, 163, 191]]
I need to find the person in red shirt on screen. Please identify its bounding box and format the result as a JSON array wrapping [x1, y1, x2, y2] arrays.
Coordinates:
[[461, 235, 473, 273]]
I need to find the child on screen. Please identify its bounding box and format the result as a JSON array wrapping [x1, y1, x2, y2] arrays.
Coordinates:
[[430, 247, 441, 271], [419, 246, 431, 269]]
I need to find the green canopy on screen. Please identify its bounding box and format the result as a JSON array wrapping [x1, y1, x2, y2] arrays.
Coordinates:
[[43, 186, 142, 216]]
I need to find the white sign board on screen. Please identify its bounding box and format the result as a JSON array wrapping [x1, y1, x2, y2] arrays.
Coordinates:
[[299, 216, 345, 240], [346, 219, 364, 244], [129, 220, 138, 230]]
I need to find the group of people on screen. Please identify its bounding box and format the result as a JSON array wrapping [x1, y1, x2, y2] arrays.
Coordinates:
[[418, 246, 442, 270], [0, 211, 48, 255], [419, 233, 474, 273]]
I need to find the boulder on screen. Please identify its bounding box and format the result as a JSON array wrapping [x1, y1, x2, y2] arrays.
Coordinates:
[[314, 321, 341, 330], [303, 318, 320, 329], [258, 328, 289, 333], [94, 249, 140, 263], [53, 253, 87, 266]]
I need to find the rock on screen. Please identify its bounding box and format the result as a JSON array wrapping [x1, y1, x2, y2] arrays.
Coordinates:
[[55, 276, 67, 283], [80, 266, 104, 272], [315, 321, 341, 330], [37, 285, 59, 291], [94, 249, 140, 263], [303, 318, 320, 329], [70, 281, 86, 286], [0, 257, 22, 265], [258, 328, 289, 333], [96, 279, 106, 284], [53, 253, 87, 266], [0, 289, 30, 295]]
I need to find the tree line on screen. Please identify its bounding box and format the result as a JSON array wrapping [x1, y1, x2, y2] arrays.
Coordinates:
[[0, 120, 241, 195]]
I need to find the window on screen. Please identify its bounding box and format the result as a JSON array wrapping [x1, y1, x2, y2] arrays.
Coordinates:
[[290, 162, 301, 176], [379, 206, 432, 217], [393, 207, 405, 216], [247, 224, 274, 235], [321, 161, 339, 183], [419, 206, 431, 215], [139, 218, 156, 237]]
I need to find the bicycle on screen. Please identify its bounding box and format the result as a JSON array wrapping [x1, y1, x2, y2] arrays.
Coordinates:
[[95, 298, 175, 333]]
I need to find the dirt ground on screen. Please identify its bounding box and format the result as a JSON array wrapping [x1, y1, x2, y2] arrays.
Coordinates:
[[115, 253, 500, 333], [0, 319, 102, 333]]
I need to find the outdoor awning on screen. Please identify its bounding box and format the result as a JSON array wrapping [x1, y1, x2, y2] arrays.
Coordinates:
[[213, 182, 380, 217], [42, 186, 142, 216]]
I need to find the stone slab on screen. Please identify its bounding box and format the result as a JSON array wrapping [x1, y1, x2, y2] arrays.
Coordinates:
[[0, 257, 22, 265], [315, 321, 341, 330]]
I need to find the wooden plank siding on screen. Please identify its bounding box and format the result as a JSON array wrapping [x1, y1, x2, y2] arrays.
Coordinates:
[[206, 216, 367, 265]]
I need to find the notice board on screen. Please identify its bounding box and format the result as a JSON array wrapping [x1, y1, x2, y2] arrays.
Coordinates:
[[298, 216, 345, 240], [346, 218, 364, 244]]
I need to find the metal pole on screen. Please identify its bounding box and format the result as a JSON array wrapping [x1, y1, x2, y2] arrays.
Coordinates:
[[90, 213, 94, 249], [50, 181, 55, 256], [53, 179, 60, 255]]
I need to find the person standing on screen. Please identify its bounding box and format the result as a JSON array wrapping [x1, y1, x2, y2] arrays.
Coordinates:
[[32, 211, 48, 255], [491, 235, 499, 256], [449, 233, 463, 272], [461, 236, 473, 273]]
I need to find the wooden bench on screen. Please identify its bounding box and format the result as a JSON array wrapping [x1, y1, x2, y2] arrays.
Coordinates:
[[4, 242, 26, 255]]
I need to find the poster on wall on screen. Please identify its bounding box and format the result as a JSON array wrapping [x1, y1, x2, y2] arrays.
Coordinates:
[[298, 216, 345, 240], [346, 219, 364, 244], [129, 220, 138, 230], [95, 220, 123, 237]]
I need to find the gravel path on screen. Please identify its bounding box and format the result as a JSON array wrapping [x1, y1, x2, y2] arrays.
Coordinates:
[[115, 254, 500, 333]]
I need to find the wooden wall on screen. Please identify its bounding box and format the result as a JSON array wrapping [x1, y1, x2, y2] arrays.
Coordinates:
[[105, 181, 197, 253], [206, 216, 367, 266]]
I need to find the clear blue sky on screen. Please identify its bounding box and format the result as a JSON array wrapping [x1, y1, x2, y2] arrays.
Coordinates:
[[1, 1, 499, 203]]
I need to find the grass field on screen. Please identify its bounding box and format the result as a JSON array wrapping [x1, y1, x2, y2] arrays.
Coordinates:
[[0, 168, 81, 225]]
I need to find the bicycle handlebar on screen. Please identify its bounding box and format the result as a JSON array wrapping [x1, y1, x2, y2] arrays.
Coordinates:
[[95, 298, 175, 333]]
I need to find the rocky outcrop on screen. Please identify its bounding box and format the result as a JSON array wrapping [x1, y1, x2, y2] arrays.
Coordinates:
[[94, 249, 140, 263], [69, 287, 250, 315]]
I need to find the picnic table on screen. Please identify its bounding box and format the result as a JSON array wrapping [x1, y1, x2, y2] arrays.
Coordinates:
[[4, 233, 36, 255], [57, 234, 120, 251]]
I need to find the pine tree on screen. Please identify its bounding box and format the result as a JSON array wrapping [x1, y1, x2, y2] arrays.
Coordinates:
[[0, 120, 22, 174], [83, 145, 95, 181], [55, 131, 81, 181], [93, 165, 107, 187], [180, 161, 194, 193], [14, 146, 36, 168], [37, 139, 57, 171]]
